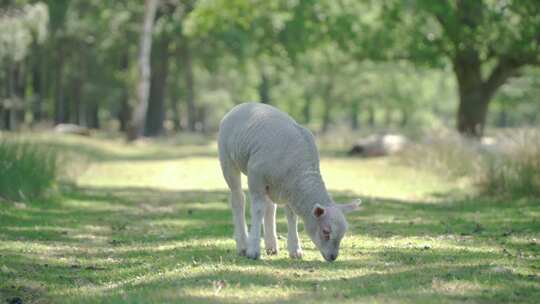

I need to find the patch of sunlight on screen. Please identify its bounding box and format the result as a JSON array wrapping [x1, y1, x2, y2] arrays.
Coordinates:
[[353, 235, 502, 253], [76, 155, 452, 202], [58, 264, 194, 296], [148, 218, 210, 228], [80, 224, 112, 233], [181, 202, 229, 210], [62, 199, 134, 212], [77, 158, 227, 190], [0, 240, 79, 254], [429, 277, 487, 295], [321, 157, 450, 199], [179, 284, 301, 302], [0, 240, 116, 261], [3, 226, 76, 233], [102, 237, 232, 254], [68, 233, 109, 243], [508, 235, 538, 245]]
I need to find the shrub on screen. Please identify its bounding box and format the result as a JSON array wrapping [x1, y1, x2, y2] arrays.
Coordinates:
[[0, 139, 58, 201]]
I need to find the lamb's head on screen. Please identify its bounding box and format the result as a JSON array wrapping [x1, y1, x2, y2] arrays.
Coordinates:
[[306, 200, 360, 262]]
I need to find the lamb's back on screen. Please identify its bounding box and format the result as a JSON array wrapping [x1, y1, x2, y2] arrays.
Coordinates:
[[218, 103, 319, 177]]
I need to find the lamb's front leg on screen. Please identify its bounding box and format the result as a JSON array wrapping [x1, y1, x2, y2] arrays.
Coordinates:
[[246, 174, 267, 260], [285, 205, 303, 259], [263, 202, 279, 255], [246, 194, 265, 259]]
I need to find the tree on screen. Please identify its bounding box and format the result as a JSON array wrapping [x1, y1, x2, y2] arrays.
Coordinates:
[[345, 0, 540, 137], [0, 3, 49, 130], [128, 0, 159, 140]]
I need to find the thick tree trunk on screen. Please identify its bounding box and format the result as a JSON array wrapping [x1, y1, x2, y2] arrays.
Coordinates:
[[456, 92, 490, 137], [453, 50, 519, 137], [128, 0, 159, 140], [258, 69, 270, 104], [145, 35, 170, 137]]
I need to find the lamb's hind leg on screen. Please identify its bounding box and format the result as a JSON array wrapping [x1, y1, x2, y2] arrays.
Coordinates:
[[263, 202, 279, 255], [221, 163, 248, 256]]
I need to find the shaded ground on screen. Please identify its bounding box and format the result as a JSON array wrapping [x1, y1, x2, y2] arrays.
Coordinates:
[[0, 133, 539, 303]]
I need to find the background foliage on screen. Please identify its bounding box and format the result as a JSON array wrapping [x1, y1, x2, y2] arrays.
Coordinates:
[[0, 0, 538, 136]]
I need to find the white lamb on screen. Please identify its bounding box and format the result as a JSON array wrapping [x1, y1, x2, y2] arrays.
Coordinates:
[[218, 102, 360, 261]]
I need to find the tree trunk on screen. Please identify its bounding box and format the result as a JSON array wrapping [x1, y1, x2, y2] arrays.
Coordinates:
[[197, 106, 207, 133], [400, 108, 409, 127], [384, 107, 392, 126], [453, 50, 519, 137], [169, 83, 182, 131], [321, 83, 333, 133], [180, 39, 196, 132], [367, 105, 375, 127], [302, 93, 312, 124], [145, 35, 170, 137], [127, 0, 159, 140], [496, 101, 508, 127], [258, 69, 270, 104], [13, 62, 26, 129], [32, 49, 43, 123], [71, 77, 82, 125], [456, 93, 490, 136], [350, 101, 359, 130], [54, 48, 68, 124], [118, 50, 131, 132], [86, 101, 99, 129], [2, 65, 12, 130]]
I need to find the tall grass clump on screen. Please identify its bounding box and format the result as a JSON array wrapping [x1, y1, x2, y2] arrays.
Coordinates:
[[479, 130, 540, 197], [400, 128, 540, 197], [0, 139, 58, 201], [399, 129, 484, 178]]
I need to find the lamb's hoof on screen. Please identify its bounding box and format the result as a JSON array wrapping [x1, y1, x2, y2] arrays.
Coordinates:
[[246, 248, 260, 260], [266, 248, 279, 255], [289, 250, 303, 259]]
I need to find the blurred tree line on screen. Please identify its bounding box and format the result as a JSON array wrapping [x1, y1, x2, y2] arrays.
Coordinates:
[[0, 0, 539, 138]]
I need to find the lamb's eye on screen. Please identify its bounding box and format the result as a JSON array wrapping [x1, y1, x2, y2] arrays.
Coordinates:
[[322, 229, 330, 241]]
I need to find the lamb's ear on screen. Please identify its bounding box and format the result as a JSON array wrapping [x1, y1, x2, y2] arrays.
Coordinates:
[[338, 199, 361, 214], [312, 204, 326, 219]]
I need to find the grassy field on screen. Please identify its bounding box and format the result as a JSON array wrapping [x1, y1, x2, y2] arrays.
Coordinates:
[[1, 133, 539, 303]]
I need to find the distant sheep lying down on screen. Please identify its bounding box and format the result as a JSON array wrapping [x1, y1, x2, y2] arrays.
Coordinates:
[[54, 123, 90, 136], [349, 134, 408, 157], [218, 103, 360, 261]]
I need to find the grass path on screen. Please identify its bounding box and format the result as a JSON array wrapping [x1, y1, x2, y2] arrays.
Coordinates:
[[1, 134, 539, 303]]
